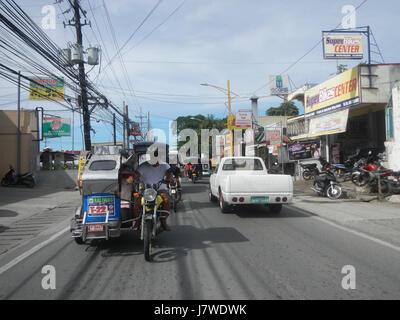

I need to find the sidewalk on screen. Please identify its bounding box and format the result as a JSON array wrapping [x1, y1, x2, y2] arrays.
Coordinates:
[[292, 180, 400, 247], [0, 170, 81, 255]]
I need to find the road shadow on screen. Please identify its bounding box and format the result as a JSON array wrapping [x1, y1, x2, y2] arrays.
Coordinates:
[[89, 225, 249, 263], [0, 210, 18, 218], [232, 204, 309, 219]]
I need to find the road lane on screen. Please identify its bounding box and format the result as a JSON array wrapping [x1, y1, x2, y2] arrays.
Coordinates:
[[0, 179, 399, 299]]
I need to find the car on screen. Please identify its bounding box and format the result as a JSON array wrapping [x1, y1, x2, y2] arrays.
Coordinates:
[[209, 156, 293, 213]]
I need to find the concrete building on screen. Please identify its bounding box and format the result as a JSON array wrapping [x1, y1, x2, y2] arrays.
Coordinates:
[[385, 81, 400, 170], [0, 110, 40, 177], [287, 64, 400, 168]]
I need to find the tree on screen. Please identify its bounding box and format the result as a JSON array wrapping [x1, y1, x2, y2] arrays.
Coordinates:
[[266, 101, 299, 116], [337, 64, 348, 74], [175, 114, 227, 157]]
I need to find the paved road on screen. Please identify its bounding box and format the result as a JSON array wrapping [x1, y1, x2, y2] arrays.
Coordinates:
[[0, 179, 399, 299]]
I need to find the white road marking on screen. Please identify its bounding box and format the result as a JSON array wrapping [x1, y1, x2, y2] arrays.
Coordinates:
[[289, 206, 400, 254], [0, 226, 69, 276]]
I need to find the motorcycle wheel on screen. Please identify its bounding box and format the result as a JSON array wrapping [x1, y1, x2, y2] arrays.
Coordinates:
[[23, 177, 35, 188], [1, 178, 10, 187], [351, 172, 368, 187], [143, 219, 153, 262], [74, 237, 84, 245], [326, 184, 342, 200], [302, 171, 312, 180], [173, 196, 177, 212]]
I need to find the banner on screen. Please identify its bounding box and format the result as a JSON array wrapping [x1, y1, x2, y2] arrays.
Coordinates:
[[43, 117, 71, 137], [270, 75, 289, 95], [305, 67, 359, 118], [288, 140, 321, 160], [308, 108, 349, 137], [29, 78, 64, 101], [323, 34, 363, 60]]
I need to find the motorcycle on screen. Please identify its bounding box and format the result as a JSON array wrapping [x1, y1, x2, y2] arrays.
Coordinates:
[[140, 180, 170, 261], [1, 165, 35, 188], [300, 163, 319, 180], [311, 168, 342, 200], [190, 171, 198, 183], [169, 180, 179, 212]]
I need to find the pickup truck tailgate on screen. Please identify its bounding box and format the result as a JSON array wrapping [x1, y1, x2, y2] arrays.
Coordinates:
[[228, 174, 293, 194]]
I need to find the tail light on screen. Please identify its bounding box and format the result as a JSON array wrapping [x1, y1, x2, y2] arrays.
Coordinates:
[[239, 197, 244, 202], [282, 197, 287, 202], [232, 197, 238, 202], [275, 197, 281, 202]]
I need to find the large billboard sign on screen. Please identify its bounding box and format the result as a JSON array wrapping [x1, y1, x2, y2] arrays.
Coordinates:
[[323, 34, 363, 60], [29, 78, 64, 101], [269, 75, 289, 95], [305, 67, 359, 118], [43, 117, 71, 137]]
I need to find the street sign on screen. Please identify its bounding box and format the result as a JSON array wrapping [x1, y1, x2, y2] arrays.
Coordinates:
[[234, 110, 253, 129]]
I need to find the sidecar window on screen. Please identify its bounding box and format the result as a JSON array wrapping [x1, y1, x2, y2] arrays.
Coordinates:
[[89, 160, 116, 171]]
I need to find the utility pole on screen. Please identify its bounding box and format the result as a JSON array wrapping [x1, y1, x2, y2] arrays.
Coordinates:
[[122, 102, 126, 149], [113, 113, 116, 146], [227, 80, 233, 157], [124, 103, 129, 149], [17, 71, 21, 175], [71, 0, 91, 151]]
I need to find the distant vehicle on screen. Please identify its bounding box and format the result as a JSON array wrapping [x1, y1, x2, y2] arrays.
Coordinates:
[[209, 157, 293, 213]]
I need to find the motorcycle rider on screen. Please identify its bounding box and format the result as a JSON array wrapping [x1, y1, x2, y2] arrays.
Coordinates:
[[169, 163, 182, 201], [132, 158, 173, 231]]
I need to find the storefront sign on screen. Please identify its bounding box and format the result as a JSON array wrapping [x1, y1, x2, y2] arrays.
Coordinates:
[[270, 75, 289, 95], [215, 135, 225, 157], [265, 129, 281, 146], [43, 117, 71, 137], [234, 110, 253, 128], [308, 108, 349, 137], [323, 34, 363, 60], [305, 67, 359, 118], [29, 78, 64, 101], [287, 140, 321, 160]]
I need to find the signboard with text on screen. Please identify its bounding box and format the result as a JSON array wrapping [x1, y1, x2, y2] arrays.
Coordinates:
[[29, 78, 64, 101], [305, 67, 359, 118], [43, 117, 71, 137], [234, 110, 253, 129], [323, 34, 363, 60], [269, 75, 289, 95]]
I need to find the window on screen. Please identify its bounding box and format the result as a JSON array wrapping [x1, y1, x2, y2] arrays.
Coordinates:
[[222, 159, 263, 171], [89, 160, 117, 171]]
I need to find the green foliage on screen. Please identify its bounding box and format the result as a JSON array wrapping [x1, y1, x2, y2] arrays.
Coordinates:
[[266, 101, 299, 116], [175, 114, 227, 155]]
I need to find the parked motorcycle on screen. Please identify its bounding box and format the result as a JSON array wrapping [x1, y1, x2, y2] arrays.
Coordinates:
[[300, 163, 320, 180], [1, 165, 35, 188], [311, 168, 342, 200]]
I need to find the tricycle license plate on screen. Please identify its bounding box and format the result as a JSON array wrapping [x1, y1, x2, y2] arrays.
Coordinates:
[[251, 196, 269, 204], [88, 224, 104, 232]]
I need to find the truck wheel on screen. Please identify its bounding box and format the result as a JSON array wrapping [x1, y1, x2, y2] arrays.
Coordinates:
[[219, 191, 230, 213], [269, 204, 282, 213]]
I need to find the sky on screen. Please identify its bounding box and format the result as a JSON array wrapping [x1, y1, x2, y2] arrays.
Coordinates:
[[1, 0, 399, 151]]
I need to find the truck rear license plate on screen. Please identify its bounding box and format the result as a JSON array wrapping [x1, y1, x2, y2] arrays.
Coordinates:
[[88, 224, 104, 232], [251, 196, 269, 204]]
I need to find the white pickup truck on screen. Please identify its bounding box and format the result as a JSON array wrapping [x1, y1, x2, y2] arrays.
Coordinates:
[[209, 157, 293, 213]]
